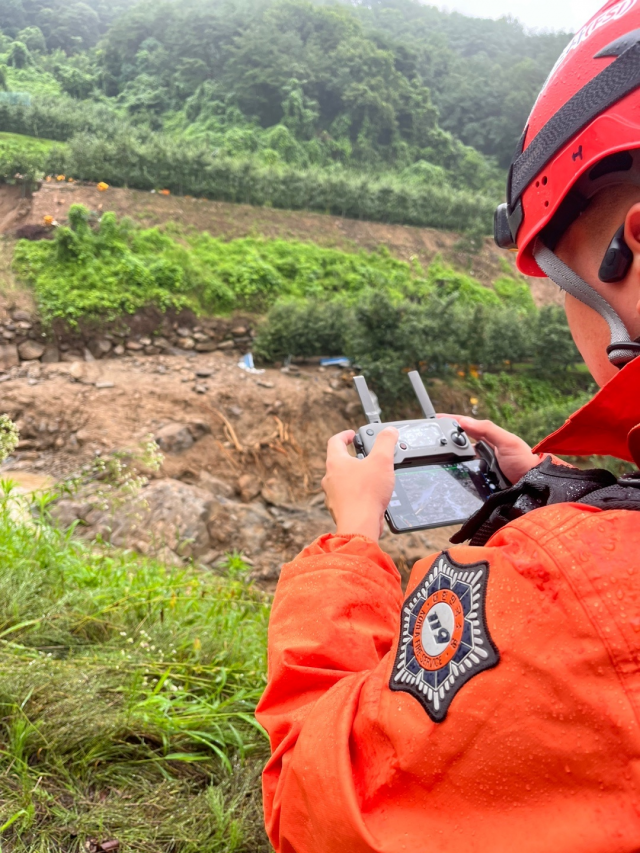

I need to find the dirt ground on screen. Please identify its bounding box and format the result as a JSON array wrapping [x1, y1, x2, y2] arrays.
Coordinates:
[[0, 348, 464, 588], [1, 182, 562, 307]]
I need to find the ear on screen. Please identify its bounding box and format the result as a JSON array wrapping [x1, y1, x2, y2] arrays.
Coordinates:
[[624, 202, 640, 252], [626, 203, 640, 322]]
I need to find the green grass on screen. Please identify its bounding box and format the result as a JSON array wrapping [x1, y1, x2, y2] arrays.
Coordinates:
[[0, 132, 60, 155], [11, 204, 531, 327], [0, 487, 271, 852]]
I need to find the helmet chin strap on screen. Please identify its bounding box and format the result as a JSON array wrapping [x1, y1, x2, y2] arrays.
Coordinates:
[[533, 239, 640, 367]]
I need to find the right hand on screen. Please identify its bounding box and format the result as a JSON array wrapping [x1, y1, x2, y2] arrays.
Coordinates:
[[322, 428, 399, 543], [441, 415, 541, 485]]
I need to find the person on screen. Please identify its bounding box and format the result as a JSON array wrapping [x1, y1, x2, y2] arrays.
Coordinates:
[[256, 3, 640, 850]]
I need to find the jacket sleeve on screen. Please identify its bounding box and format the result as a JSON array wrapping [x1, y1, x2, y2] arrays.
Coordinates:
[[255, 533, 403, 853]]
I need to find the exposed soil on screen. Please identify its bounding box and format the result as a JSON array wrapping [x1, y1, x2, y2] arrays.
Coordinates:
[[0, 349, 466, 589], [1, 182, 562, 308]]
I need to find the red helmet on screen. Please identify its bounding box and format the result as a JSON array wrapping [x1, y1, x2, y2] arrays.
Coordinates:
[[494, 0, 640, 365]]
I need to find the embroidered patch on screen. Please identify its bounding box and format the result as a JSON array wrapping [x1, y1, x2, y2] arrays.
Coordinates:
[[390, 551, 499, 722]]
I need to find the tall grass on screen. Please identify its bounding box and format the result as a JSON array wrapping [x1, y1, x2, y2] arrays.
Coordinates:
[[0, 486, 271, 851]]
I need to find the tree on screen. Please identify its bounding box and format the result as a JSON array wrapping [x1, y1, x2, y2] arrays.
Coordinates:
[[7, 40, 31, 68]]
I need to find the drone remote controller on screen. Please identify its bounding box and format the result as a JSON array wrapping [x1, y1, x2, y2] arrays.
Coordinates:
[[352, 372, 509, 534]]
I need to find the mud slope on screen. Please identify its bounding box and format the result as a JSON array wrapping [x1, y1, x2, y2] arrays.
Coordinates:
[[0, 350, 466, 588], [1, 182, 561, 307]]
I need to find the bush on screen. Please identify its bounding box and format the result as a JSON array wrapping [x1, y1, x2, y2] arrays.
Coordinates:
[[13, 206, 525, 327], [255, 290, 582, 409], [253, 300, 348, 361]]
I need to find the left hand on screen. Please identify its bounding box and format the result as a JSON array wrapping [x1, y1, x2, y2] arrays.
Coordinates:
[[322, 428, 399, 543]]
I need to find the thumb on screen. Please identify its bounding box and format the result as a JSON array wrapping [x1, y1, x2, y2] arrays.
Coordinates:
[[369, 427, 399, 461]]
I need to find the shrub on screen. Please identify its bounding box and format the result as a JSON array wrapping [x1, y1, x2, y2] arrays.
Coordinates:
[[253, 300, 348, 361], [13, 207, 523, 327]]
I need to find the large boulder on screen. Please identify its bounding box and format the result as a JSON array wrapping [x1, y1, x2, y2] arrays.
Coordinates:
[[112, 479, 214, 558], [53, 479, 214, 561]]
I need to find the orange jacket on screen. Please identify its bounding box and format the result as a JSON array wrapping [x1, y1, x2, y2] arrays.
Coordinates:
[[256, 358, 640, 853]]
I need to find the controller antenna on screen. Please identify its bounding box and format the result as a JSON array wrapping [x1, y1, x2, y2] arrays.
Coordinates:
[[353, 376, 382, 424], [408, 371, 436, 419]]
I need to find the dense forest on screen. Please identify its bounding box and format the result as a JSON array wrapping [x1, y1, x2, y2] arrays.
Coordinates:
[[0, 0, 571, 227]]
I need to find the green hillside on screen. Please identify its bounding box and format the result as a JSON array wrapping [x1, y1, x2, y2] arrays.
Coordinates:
[[0, 0, 572, 230]]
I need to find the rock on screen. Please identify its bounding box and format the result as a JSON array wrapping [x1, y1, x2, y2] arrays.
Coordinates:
[[69, 361, 85, 380], [197, 471, 234, 498], [232, 326, 248, 336], [187, 420, 212, 441], [12, 310, 31, 322], [88, 338, 112, 358], [207, 498, 272, 555], [257, 380, 274, 388], [114, 479, 213, 559], [125, 340, 143, 351], [2, 331, 15, 340], [0, 344, 19, 370], [18, 340, 45, 361], [155, 423, 194, 454], [193, 332, 209, 342], [178, 337, 195, 350], [194, 384, 208, 394], [139, 336, 152, 346], [198, 549, 223, 567], [61, 351, 83, 362], [41, 344, 60, 363], [83, 348, 95, 362], [195, 367, 214, 378], [113, 344, 125, 356], [177, 327, 192, 337], [95, 381, 115, 389], [144, 345, 161, 355], [16, 320, 32, 330], [261, 480, 291, 508], [60, 480, 214, 561], [195, 341, 217, 352], [75, 428, 91, 444], [237, 473, 261, 503], [217, 340, 235, 350], [154, 337, 171, 349]]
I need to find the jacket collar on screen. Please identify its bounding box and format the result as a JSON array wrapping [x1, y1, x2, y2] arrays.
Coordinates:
[[534, 356, 640, 465]]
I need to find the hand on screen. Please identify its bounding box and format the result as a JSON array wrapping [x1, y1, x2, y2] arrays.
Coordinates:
[[322, 428, 399, 543], [443, 415, 540, 485]]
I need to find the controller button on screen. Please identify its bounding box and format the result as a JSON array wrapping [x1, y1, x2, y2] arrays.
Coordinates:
[[440, 437, 448, 446], [366, 428, 375, 436], [452, 432, 468, 447], [399, 442, 408, 451]]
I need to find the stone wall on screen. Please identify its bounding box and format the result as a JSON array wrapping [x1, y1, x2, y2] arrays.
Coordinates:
[[0, 307, 256, 372]]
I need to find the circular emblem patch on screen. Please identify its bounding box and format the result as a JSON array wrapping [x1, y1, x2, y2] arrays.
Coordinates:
[[390, 551, 500, 722], [413, 590, 465, 671]]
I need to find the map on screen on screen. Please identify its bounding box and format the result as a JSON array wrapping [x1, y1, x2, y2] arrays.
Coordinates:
[[387, 462, 490, 530]]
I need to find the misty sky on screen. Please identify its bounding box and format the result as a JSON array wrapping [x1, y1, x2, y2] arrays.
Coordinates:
[[440, 0, 606, 33]]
